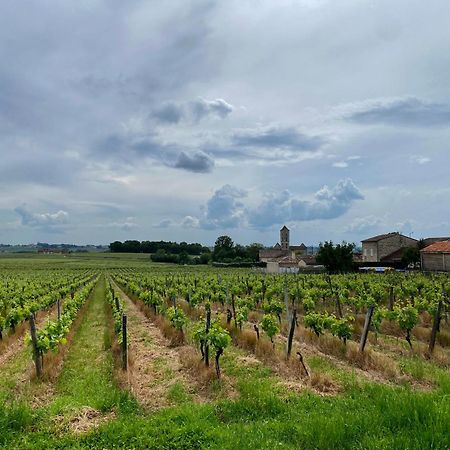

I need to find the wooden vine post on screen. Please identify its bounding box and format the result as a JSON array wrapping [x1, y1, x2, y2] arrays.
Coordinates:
[[389, 286, 395, 310], [57, 298, 61, 321], [205, 307, 211, 367], [284, 277, 291, 324], [359, 305, 375, 352], [29, 314, 42, 378], [428, 299, 443, 356], [122, 314, 128, 370], [231, 293, 237, 327], [286, 309, 297, 357], [328, 275, 343, 318]]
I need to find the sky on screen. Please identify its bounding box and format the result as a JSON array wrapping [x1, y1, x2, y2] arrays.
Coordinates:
[[1, 0, 450, 247]]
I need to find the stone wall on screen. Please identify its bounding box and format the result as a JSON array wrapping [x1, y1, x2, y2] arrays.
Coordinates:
[[259, 249, 288, 262], [362, 242, 378, 262], [422, 253, 450, 272], [362, 234, 417, 262], [377, 234, 417, 260]]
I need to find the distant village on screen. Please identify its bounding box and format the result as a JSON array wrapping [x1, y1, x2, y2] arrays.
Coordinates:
[[259, 226, 450, 273]]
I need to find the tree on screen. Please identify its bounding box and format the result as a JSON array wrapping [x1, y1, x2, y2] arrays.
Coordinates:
[[401, 247, 420, 268], [316, 241, 355, 272], [213, 235, 234, 261], [109, 241, 123, 252], [246, 243, 264, 262], [178, 251, 191, 265]]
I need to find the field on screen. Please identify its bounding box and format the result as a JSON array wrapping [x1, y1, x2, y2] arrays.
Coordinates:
[[1, 253, 450, 450]]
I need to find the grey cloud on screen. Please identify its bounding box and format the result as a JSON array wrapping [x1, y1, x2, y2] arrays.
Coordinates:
[[0, 153, 84, 187], [249, 179, 364, 228], [232, 126, 325, 151], [173, 151, 214, 173], [92, 134, 215, 173], [153, 219, 173, 228], [15, 205, 69, 231], [347, 97, 450, 127], [151, 98, 234, 124], [189, 98, 234, 121], [186, 179, 363, 231], [191, 184, 247, 230], [151, 102, 184, 124], [246, 190, 292, 228]]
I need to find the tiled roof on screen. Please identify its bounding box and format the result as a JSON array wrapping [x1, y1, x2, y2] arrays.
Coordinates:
[[421, 241, 450, 253], [422, 237, 450, 245], [361, 232, 417, 243]]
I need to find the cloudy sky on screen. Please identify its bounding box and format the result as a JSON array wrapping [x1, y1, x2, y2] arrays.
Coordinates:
[[1, 0, 449, 246]]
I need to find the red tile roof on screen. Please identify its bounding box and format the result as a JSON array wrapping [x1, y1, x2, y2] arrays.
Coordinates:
[[421, 241, 450, 253]]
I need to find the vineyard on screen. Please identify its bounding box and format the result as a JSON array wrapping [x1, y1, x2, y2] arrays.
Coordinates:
[[0, 253, 450, 449]]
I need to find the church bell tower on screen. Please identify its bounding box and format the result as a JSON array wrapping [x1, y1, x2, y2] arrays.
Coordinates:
[[280, 225, 290, 251]]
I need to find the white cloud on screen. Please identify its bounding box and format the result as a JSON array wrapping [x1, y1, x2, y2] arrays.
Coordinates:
[[332, 161, 348, 168], [411, 155, 431, 164], [14, 205, 69, 230], [186, 179, 364, 231], [108, 217, 138, 231], [181, 215, 200, 228], [345, 215, 383, 234]]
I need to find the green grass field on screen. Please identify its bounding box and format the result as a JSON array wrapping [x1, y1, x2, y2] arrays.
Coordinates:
[[0, 253, 449, 449]]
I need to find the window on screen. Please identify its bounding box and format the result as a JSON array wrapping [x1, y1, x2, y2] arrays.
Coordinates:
[[370, 248, 374, 257], [363, 248, 367, 256]]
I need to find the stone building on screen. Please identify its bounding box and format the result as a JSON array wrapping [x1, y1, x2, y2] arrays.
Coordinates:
[[361, 232, 417, 263], [280, 225, 289, 251], [420, 241, 450, 272], [259, 226, 309, 263]]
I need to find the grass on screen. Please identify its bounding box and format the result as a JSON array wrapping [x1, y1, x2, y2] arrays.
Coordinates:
[[49, 277, 138, 417], [1, 255, 450, 449], [166, 383, 191, 405], [3, 380, 449, 449]]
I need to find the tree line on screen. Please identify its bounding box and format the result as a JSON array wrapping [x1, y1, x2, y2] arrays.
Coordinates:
[[109, 236, 265, 266], [109, 240, 209, 255]]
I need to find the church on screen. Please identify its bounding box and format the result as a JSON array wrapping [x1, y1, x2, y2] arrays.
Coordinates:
[[259, 226, 308, 262]]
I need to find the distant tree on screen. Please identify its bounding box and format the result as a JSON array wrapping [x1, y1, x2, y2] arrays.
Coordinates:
[[109, 241, 123, 252], [199, 252, 212, 264], [109, 240, 210, 255], [246, 243, 264, 262], [178, 251, 191, 265], [123, 240, 141, 252], [316, 241, 355, 273], [214, 235, 234, 251], [213, 235, 234, 261], [402, 247, 420, 268]]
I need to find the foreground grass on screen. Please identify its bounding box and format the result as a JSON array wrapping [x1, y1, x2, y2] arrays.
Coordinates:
[[48, 276, 135, 415], [1, 378, 449, 449], [0, 276, 137, 448], [1, 260, 449, 449], [1, 334, 450, 450]]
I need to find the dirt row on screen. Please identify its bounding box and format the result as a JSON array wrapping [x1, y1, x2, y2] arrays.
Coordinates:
[[111, 281, 209, 410]]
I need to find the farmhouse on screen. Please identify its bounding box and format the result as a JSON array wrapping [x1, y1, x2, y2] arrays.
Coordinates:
[[420, 241, 450, 272], [361, 232, 417, 263]]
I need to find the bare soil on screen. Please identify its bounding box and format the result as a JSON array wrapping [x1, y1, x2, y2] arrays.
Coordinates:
[[112, 282, 204, 410]]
